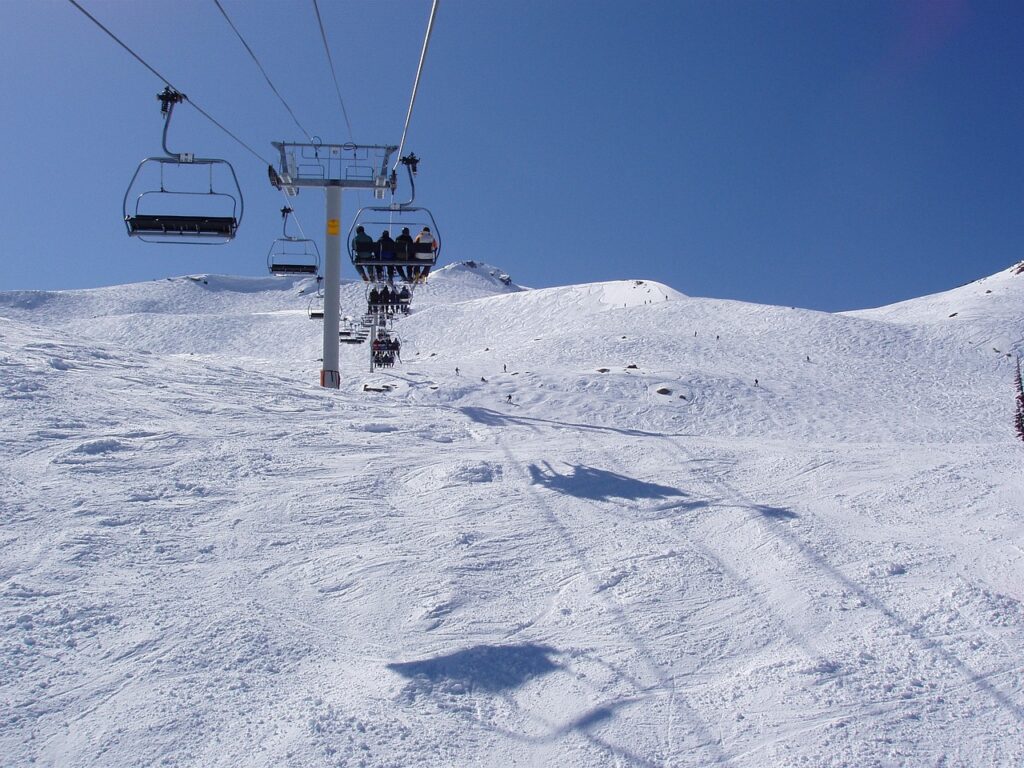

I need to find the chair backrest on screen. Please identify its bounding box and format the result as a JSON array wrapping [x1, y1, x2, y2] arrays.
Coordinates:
[[353, 240, 380, 256]]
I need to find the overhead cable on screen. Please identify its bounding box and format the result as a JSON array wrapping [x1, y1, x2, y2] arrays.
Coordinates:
[[311, 0, 354, 141], [206, 2, 314, 238], [66, 0, 272, 166], [212, 0, 315, 144], [394, 0, 440, 170]]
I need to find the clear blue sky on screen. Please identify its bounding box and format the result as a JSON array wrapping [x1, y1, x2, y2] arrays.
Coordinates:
[[1, 0, 1021, 311]]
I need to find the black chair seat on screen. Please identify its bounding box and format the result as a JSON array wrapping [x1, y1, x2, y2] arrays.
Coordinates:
[[271, 263, 318, 274], [127, 214, 237, 237]]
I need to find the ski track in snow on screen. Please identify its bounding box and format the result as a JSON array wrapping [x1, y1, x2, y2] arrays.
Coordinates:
[[2, 263, 1024, 766]]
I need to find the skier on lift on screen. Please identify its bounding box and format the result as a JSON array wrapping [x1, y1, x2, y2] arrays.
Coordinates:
[[413, 226, 437, 283], [377, 230, 397, 283], [352, 225, 374, 281], [395, 227, 414, 282]]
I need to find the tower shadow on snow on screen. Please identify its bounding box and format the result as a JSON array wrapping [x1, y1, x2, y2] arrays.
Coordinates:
[[457, 406, 692, 439], [387, 643, 559, 693], [758, 505, 1024, 726], [528, 461, 690, 504]]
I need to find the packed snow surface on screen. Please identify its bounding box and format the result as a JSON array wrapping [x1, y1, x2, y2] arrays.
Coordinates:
[[2, 260, 1024, 766]]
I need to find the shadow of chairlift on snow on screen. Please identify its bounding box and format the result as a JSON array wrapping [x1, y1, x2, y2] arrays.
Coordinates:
[[755, 504, 799, 520], [387, 643, 559, 693], [528, 462, 688, 504], [755, 500, 1024, 727], [388, 643, 664, 766]]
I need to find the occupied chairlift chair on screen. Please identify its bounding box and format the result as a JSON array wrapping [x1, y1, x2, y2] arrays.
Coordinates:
[[366, 282, 412, 316], [371, 331, 401, 369], [267, 206, 321, 276], [347, 155, 441, 283], [124, 88, 243, 244]]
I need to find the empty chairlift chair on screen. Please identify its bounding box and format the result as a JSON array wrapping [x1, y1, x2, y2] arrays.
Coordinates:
[[308, 297, 324, 320], [339, 317, 368, 344], [306, 275, 325, 318], [267, 206, 321, 276], [123, 88, 243, 245]]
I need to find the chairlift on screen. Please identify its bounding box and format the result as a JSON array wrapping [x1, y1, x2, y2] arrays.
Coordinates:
[[124, 88, 243, 244], [348, 207, 440, 283], [268, 206, 321, 276], [365, 281, 413, 316], [371, 331, 402, 368], [366, 282, 413, 315], [339, 316, 367, 344], [347, 154, 440, 284], [308, 296, 324, 320]]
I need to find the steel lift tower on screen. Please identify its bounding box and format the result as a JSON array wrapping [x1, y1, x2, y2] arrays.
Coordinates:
[[270, 141, 398, 388]]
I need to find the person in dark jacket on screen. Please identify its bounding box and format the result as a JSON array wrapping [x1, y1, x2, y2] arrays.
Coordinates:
[[377, 230, 397, 282], [352, 225, 374, 280], [395, 227, 414, 282]]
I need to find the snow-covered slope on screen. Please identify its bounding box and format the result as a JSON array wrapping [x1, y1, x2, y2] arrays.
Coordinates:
[[847, 260, 1024, 358], [2, 263, 1023, 767]]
